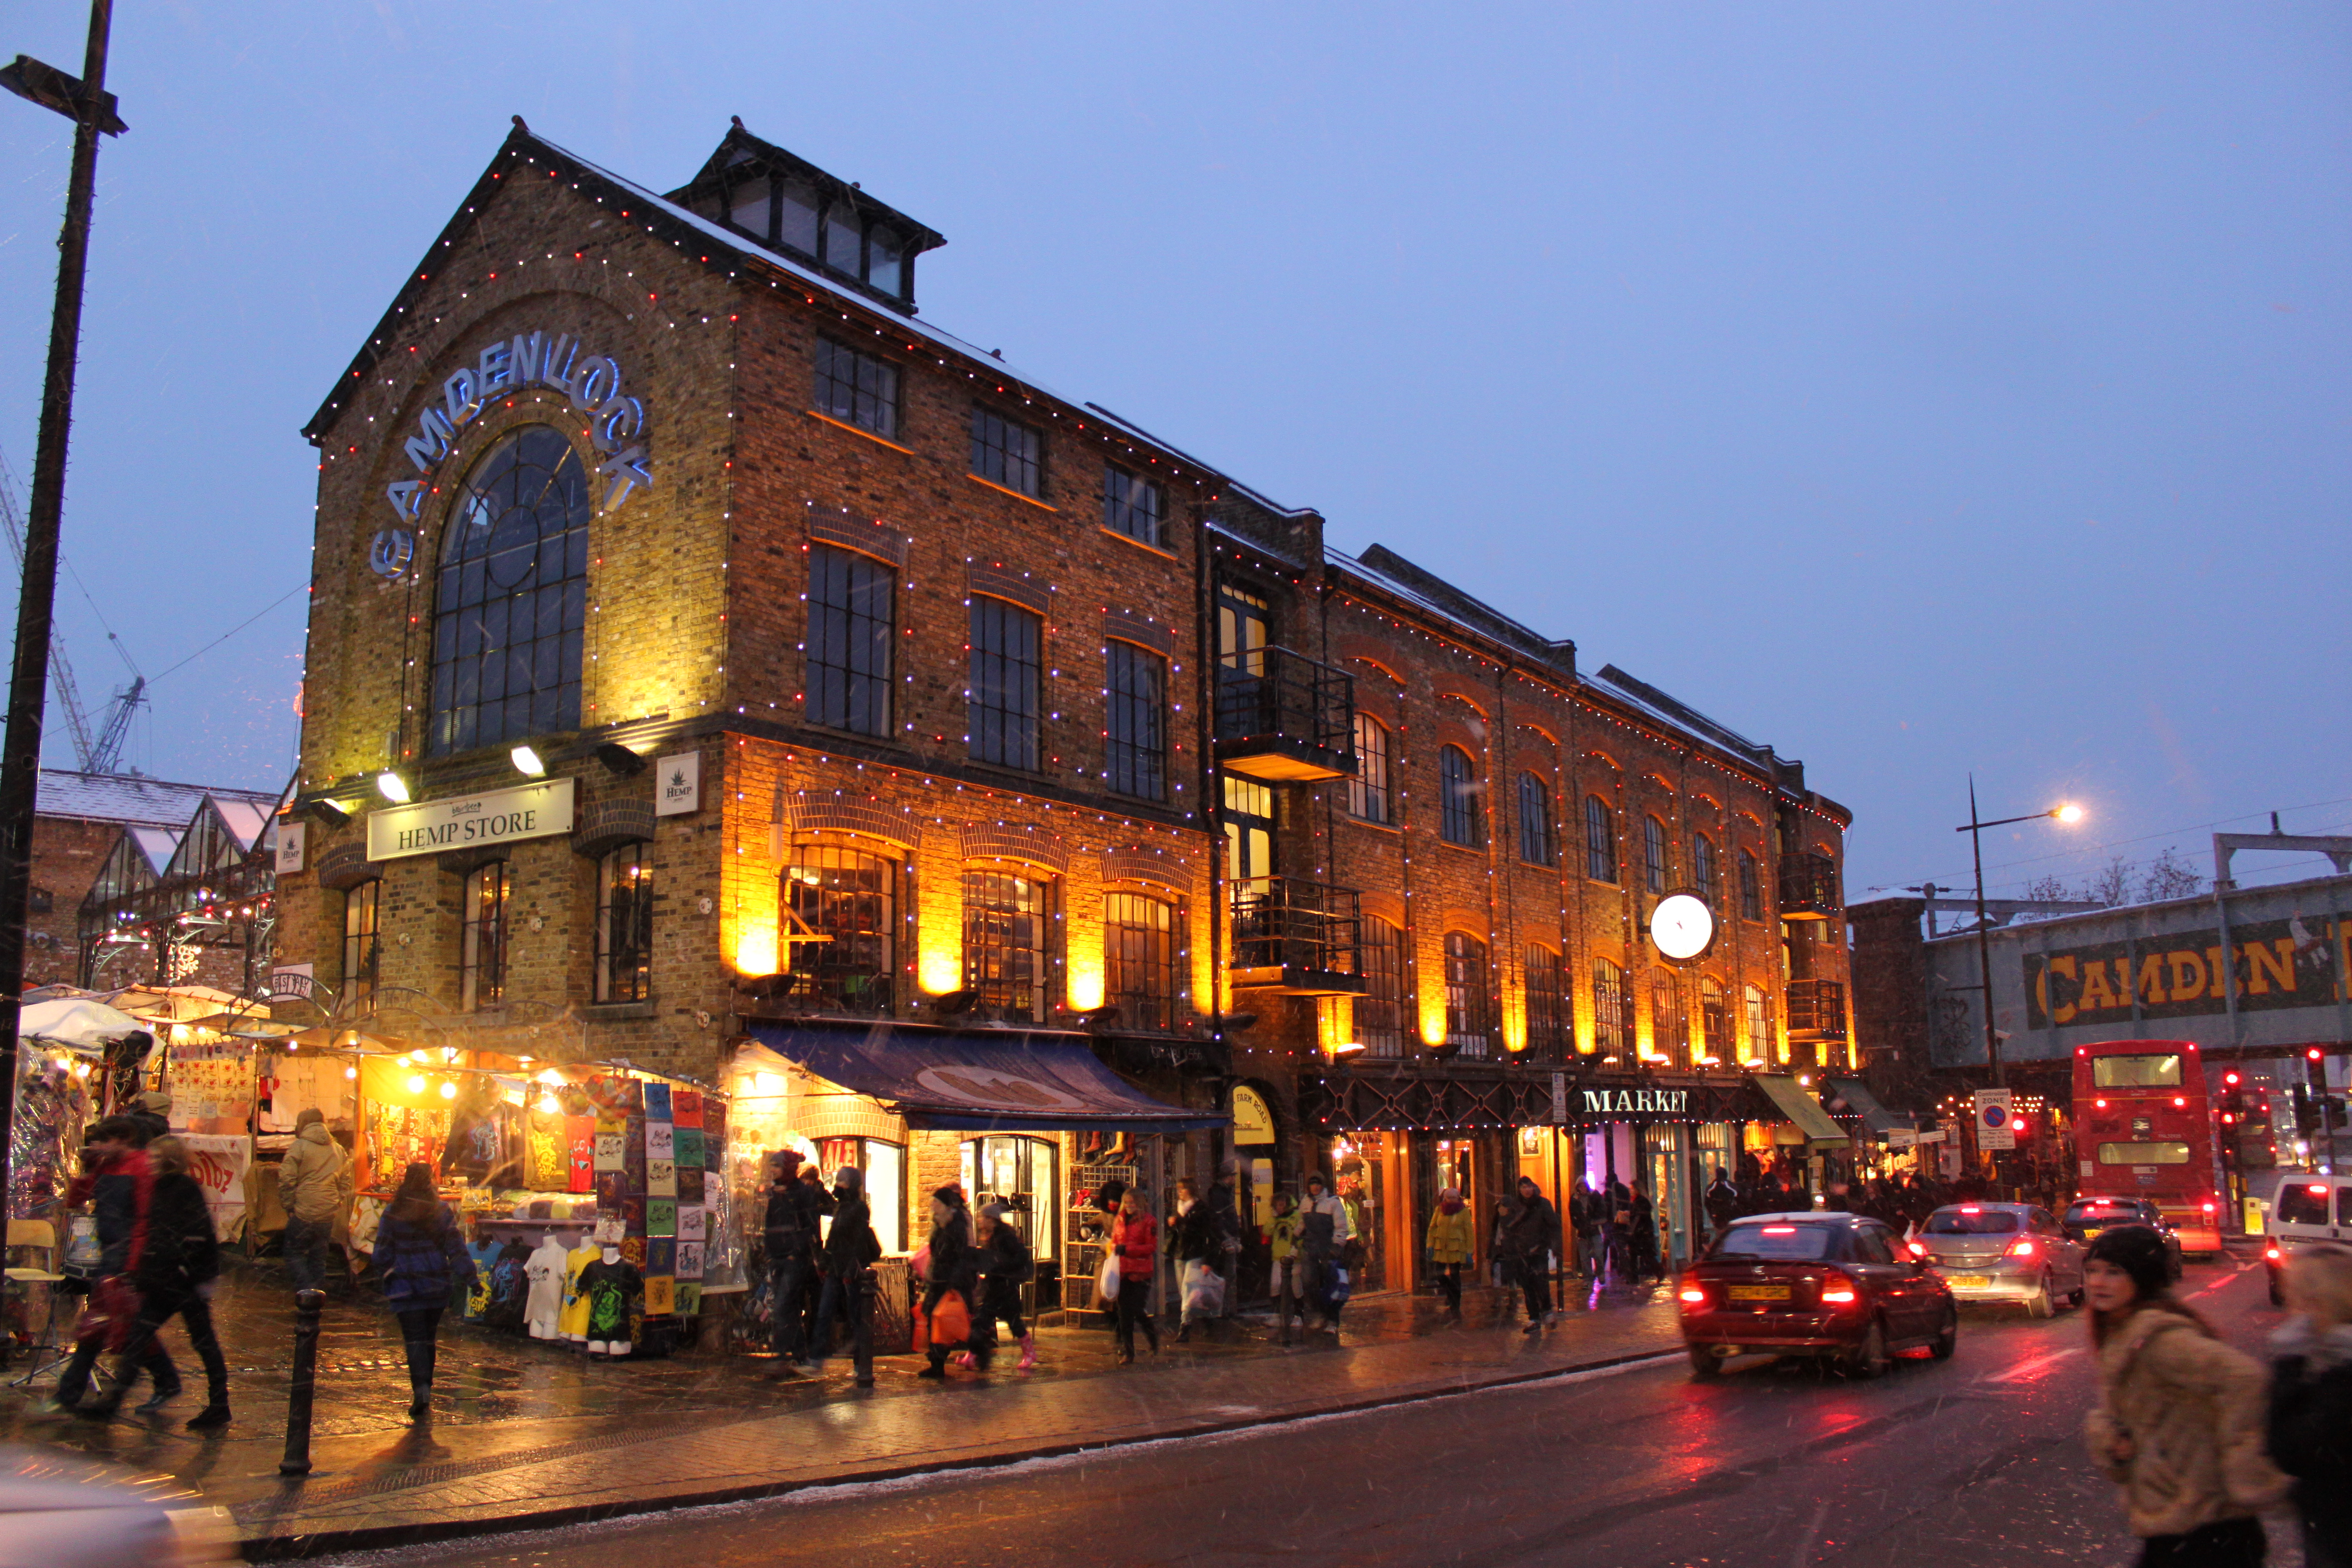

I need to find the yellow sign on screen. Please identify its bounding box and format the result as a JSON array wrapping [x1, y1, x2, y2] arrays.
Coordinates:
[[1231, 1084, 1276, 1145]]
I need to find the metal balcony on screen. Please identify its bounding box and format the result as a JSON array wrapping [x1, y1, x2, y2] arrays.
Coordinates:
[[1785, 979, 1847, 1042], [1777, 852, 1843, 920], [1214, 647, 1356, 783], [1230, 876, 1365, 995]]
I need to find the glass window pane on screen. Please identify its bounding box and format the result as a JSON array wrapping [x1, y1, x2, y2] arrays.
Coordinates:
[[778, 182, 820, 254]]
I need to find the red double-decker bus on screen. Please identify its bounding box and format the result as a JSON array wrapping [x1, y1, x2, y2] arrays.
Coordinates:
[[2072, 1038, 2224, 1256]]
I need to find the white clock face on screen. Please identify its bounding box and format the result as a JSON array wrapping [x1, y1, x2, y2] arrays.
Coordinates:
[[1650, 893, 1715, 961]]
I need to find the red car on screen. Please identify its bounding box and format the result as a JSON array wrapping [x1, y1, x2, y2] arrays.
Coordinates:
[[1679, 1212, 1958, 1379]]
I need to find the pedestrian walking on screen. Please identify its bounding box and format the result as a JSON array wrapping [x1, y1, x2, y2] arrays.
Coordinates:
[[1424, 1186, 1474, 1325], [807, 1166, 878, 1369], [1206, 1166, 1245, 1319], [1110, 1186, 1160, 1364], [794, 1163, 837, 1352], [1505, 1176, 1561, 1331], [49, 1117, 172, 1417], [278, 1107, 352, 1295], [1704, 1167, 1739, 1240], [917, 1182, 976, 1380], [1169, 1178, 1222, 1343], [2268, 1241, 2352, 1568], [761, 1151, 828, 1367], [1629, 1185, 1665, 1282], [1267, 1190, 1306, 1345], [2083, 1225, 2287, 1568], [372, 1162, 478, 1422], [1569, 1181, 1600, 1277], [957, 1201, 1035, 1372], [72, 1134, 221, 1422], [1299, 1172, 1353, 1333]]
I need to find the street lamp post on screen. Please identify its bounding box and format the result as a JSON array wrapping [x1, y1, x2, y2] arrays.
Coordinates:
[[1956, 779, 2083, 1089]]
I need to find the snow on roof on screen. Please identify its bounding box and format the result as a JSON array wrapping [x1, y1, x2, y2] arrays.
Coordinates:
[[38, 770, 278, 829]]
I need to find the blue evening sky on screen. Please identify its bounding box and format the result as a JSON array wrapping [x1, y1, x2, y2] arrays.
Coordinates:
[[0, 3, 2344, 902]]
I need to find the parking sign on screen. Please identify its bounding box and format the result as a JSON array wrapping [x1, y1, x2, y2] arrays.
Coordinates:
[[1974, 1088, 2016, 1151]]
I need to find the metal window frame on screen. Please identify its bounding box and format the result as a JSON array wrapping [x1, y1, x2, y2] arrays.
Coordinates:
[[814, 337, 901, 440], [807, 543, 895, 737], [968, 595, 1043, 770], [970, 405, 1044, 497], [961, 868, 1058, 1024], [595, 841, 653, 1003], [1348, 712, 1390, 824], [782, 845, 899, 1017], [1100, 464, 1164, 547], [1439, 745, 1482, 848], [459, 861, 511, 1012], [1103, 889, 1178, 1030], [1103, 639, 1167, 801], [1518, 772, 1553, 866], [1586, 796, 1618, 883]]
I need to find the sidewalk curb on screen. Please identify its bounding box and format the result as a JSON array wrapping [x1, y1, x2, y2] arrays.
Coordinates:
[[237, 1339, 1684, 1561]]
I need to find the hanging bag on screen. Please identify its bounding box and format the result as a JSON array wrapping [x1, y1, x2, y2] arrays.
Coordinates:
[[1096, 1250, 1122, 1307], [929, 1289, 972, 1346]]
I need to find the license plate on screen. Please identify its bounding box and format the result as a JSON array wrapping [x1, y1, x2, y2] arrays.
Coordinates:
[[1727, 1284, 1790, 1302], [1947, 1274, 1991, 1288]]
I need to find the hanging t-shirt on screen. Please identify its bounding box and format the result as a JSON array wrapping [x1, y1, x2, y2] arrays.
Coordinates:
[[525, 1235, 570, 1339], [578, 1256, 643, 1341], [559, 1240, 597, 1341], [566, 1117, 595, 1193]]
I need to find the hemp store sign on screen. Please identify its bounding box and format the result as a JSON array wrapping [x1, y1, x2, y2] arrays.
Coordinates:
[[370, 329, 653, 580], [367, 778, 576, 861]]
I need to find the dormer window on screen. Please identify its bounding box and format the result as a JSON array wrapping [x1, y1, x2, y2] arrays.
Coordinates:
[[728, 178, 770, 236], [869, 228, 904, 296], [824, 200, 863, 279], [672, 125, 942, 310], [779, 181, 819, 254]]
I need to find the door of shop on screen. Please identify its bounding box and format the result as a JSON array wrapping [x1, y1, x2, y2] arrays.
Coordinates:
[[1410, 1134, 1480, 1291], [1641, 1124, 1694, 1268]]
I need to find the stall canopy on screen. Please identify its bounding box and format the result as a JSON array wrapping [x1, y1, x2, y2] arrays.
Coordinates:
[[1827, 1078, 1908, 1138], [18, 997, 140, 1050], [744, 1020, 1225, 1132], [1749, 1074, 1851, 1148]]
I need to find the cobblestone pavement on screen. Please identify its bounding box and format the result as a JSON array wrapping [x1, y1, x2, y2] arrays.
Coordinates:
[[0, 1263, 1682, 1556]]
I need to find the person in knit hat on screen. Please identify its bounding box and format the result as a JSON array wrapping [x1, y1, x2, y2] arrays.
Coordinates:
[[917, 1182, 974, 1379], [2082, 1225, 2287, 1566]]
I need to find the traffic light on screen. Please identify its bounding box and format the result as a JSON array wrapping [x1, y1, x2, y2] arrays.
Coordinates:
[[2292, 1084, 2319, 1138], [2219, 1071, 2244, 1129]]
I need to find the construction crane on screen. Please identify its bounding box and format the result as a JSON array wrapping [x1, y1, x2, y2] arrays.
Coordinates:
[[0, 452, 145, 774]]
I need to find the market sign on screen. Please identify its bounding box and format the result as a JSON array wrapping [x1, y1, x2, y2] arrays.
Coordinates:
[[366, 777, 576, 861], [1580, 1086, 1689, 1118], [2022, 914, 2343, 1028]]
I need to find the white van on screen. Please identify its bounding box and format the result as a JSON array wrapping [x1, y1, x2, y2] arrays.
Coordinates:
[[2263, 1172, 2351, 1306]]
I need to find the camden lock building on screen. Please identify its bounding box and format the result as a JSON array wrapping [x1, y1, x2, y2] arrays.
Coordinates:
[[278, 119, 1855, 1315]]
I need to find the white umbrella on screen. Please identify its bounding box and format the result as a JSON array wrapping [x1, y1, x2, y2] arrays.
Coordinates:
[[17, 997, 142, 1049]]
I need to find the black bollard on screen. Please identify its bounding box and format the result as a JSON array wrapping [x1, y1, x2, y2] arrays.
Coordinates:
[[280, 1288, 324, 1476], [851, 1266, 875, 1387]]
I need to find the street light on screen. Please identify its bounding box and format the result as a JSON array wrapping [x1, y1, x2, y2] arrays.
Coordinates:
[[1955, 780, 2085, 1086]]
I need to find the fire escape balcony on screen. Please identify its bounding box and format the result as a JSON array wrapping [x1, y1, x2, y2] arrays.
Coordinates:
[[1785, 979, 1847, 1042], [1214, 647, 1356, 783], [1230, 876, 1365, 995], [1777, 852, 1843, 920]]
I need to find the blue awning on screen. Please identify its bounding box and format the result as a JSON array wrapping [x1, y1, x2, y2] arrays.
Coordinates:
[[742, 1019, 1225, 1133]]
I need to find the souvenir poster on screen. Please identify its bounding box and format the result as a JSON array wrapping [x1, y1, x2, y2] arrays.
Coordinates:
[[671, 1088, 702, 1129], [167, 1046, 254, 1135], [618, 1197, 645, 1237], [645, 1121, 675, 1161], [594, 1171, 628, 1210], [675, 1241, 704, 1280], [525, 1106, 568, 1190], [675, 1282, 701, 1319], [583, 1075, 639, 1118], [677, 1163, 705, 1204], [647, 1158, 677, 1198], [642, 1081, 672, 1124], [702, 1101, 726, 1167], [592, 1215, 625, 1244], [647, 1198, 677, 1237], [622, 1116, 647, 1193], [620, 1235, 647, 1269], [644, 1274, 675, 1317], [646, 1237, 676, 1276], [678, 1204, 706, 1242], [673, 1127, 704, 1170], [566, 1117, 594, 1192], [592, 1123, 624, 1172]]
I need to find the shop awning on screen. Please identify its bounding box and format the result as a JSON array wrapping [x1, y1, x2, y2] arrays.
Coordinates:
[[1827, 1078, 1908, 1138], [1749, 1074, 1851, 1148], [743, 1020, 1225, 1133]]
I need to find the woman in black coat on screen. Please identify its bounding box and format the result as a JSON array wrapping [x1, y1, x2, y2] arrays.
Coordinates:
[[2270, 1243, 2352, 1568]]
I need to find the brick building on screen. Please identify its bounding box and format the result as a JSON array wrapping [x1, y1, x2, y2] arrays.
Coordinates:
[[279, 121, 1852, 1299]]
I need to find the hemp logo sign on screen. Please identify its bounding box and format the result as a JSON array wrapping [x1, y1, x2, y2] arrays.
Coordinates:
[[654, 752, 700, 817]]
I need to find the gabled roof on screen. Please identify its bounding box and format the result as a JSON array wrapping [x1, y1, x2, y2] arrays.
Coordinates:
[[38, 769, 278, 829], [126, 827, 179, 876]]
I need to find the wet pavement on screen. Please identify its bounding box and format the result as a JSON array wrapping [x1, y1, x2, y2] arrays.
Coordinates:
[[0, 1261, 1683, 1555], [307, 1249, 2304, 1568]]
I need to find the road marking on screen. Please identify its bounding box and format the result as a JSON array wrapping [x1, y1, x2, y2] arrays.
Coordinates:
[[1980, 1347, 2083, 1384], [1788, 1497, 1833, 1568]]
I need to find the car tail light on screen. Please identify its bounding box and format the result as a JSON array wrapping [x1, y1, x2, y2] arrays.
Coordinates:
[[2266, 1247, 2282, 1263], [2007, 1239, 2036, 1259], [1960, 1205, 1981, 1213], [2201, 1201, 2215, 1213], [2095, 1098, 2107, 1110], [2310, 1185, 2330, 1197], [1677, 1277, 1708, 1305], [1906, 1240, 1927, 1259], [1761, 1225, 1796, 1234], [1820, 1282, 1859, 1304]]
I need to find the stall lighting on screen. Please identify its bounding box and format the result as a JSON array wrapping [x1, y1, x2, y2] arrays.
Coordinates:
[[510, 744, 546, 777], [536, 1093, 561, 1115], [376, 771, 411, 804], [406, 1075, 426, 1094], [344, 1066, 357, 1080], [536, 1068, 564, 1085], [438, 1080, 457, 1100]]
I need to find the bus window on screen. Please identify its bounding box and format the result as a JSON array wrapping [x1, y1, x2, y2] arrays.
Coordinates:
[[2276, 1182, 2333, 1226], [2096, 1140, 2192, 1165], [2090, 1054, 2183, 1088]]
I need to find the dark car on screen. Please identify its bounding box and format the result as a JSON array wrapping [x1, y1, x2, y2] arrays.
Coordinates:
[[2060, 1196, 2183, 1280], [1678, 1211, 1957, 1380]]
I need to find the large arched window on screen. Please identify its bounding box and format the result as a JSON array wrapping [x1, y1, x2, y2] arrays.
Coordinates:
[[1649, 968, 1688, 1068], [429, 426, 591, 756], [963, 870, 1055, 1024], [1349, 713, 1390, 824], [1593, 956, 1629, 1059], [1438, 745, 1482, 847], [1517, 773, 1554, 866], [1644, 816, 1671, 894], [1697, 976, 1728, 1065], [1356, 917, 1407, 1056], [1523, 943, 1568, 1060], [1744, 983, 1776, 1065], [1443, 932, 1490, 1055], [784, 847, 896, 1016], [1103, 891, 1177, 1030], [1692, 833, 1718, 903], [1585, 796, 1617, 883]]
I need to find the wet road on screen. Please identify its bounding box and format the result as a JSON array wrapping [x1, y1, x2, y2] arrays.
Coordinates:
[[328, 1252, 2293, 1568]]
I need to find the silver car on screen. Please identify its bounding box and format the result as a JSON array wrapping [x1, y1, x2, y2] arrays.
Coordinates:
[[1913, 1202, 2085, 1318]]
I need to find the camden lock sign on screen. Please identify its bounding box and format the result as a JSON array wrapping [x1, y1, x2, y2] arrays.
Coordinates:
[[367, 778, 576, 861], [2023, 914, 2347, 1029], [369, 329, 654, 581]]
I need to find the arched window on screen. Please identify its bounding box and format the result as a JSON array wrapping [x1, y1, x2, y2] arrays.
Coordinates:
[[1692, 833, 1717, 902], [1523, 944, 1568, 1059], [1644, 816, 1670, 894], [596, 843, 652, 1003], [1438, 745, 1482, 847], [1738, 848, 1763, 922], [1592, 956, 1629, 1059], [459, 861, 511, 1011], [963, 870, 1055, 1024], [1697, 976, 1728, 1065], [1585, 796, 1617, 883], [784, 847, 896, 1015], [1517, 773, 1553, 866], [1104, 891, 1177, 1030], [1356, 917, 1407, 1056], [1744, 983, 1776, 1065], [1649, 969, 1688, 1067], [429, 426, 590, 756], [1349, 713, 1390, 824], [1443, 933, 1490, 1055], [342, 880, 380, 1012]]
